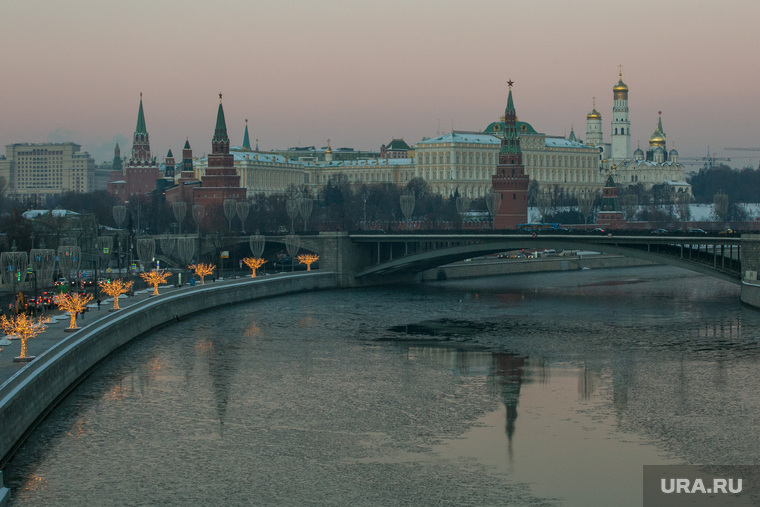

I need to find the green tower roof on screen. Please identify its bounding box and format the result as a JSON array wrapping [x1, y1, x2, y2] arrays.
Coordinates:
[[243, 122, 251, 150], [506, 88, 515, 115], [500, 86, 521, 155], [212, 98, 229, 144], [135, 95, 147, 135]]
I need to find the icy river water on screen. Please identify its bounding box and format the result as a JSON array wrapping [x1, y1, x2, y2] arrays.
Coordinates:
[[5, 266, 760, 506]]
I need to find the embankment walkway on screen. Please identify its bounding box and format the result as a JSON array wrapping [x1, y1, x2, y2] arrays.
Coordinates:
[[0, 271, 337, 505]]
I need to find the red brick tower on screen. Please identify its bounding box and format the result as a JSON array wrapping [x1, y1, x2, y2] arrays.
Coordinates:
[[192, 94, 246, 208], [492, 81, 529, 229], [107, 93, 160, 202]]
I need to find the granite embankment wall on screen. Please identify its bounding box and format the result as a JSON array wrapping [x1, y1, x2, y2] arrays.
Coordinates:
[[420, 255, 654, 280], [0, 272, 337, 468]]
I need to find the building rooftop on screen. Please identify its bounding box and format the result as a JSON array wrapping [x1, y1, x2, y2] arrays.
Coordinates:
[[544, 138, 593, 149], [417, 132, 500, 146]]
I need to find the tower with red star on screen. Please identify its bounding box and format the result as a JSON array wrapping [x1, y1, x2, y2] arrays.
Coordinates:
[[492, 81, 529, 229]]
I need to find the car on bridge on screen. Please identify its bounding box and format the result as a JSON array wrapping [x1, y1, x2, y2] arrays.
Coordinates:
[[651, 228, 669, 235]]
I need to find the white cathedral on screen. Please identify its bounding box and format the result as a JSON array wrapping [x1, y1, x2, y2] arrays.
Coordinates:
[[586, 70, 690, 194]]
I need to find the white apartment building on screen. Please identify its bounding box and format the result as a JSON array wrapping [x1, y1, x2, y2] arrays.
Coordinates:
[[0, 142, 96, 204]]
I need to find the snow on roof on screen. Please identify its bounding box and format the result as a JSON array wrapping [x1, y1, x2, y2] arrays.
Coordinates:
[[544, 138, 592, 149], [200, 148, 288, 164], [23, 209, 80, 219], [417, 132, 500, 146], [296, 158, 413, 168]]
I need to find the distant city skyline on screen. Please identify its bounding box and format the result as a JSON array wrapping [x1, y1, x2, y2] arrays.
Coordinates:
[[3, 0, 759, 167]]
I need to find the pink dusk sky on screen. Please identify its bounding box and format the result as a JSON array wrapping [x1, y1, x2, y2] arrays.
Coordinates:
[[3, 0, 759, 168]]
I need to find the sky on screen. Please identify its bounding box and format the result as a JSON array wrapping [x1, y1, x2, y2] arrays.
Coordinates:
[[2, 0, 760, 169]]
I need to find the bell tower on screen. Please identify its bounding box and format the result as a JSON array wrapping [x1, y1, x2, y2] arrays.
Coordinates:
[[611, 66, 631, 161]]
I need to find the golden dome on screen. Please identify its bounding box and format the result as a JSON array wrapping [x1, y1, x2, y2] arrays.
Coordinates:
[[587, 108, 601, 120], [613, 79, 628, 93], [649, 127, 666, 147]]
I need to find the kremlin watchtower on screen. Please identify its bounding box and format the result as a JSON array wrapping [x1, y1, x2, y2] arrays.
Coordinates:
[[491, 81, 529, 229], [191, 94, 246, 209], [107, 94, 160, 202]]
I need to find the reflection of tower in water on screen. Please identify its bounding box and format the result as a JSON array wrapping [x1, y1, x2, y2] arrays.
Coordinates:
[[493, 353, 526, 442]]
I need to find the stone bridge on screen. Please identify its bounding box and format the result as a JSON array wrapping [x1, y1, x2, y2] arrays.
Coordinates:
[[156, 232, 760, 308]]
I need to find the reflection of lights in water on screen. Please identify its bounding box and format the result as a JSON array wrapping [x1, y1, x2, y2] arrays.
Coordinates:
[[22, 474, 47, 494], [66, 418, 88, 439], [148, 357, 166, 372], [194, 341, 214, 353], [298, 316, 316, 328], [245, 324, 261, 337], [103, 383, 128, 402]]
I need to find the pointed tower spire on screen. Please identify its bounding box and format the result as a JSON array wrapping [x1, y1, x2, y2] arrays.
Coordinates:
[[212, 93, 229, 145], [130, 92, 152, 165], [500, 80, 521, 155], [243, 118, 251, 150], [505, 80, 515, 115], [136, 92, 147, 135], [657, 110, 665, 137]]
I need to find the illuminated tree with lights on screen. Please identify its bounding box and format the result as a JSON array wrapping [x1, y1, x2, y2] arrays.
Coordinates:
[[297, 254, 319, 271], [57, 292, 94, 330], [99, 279, 133, 310], [188, 263, 215, 285], [140, 270, 173, 295], [0, 313, 50, 362], [242, 257, 267, 278]]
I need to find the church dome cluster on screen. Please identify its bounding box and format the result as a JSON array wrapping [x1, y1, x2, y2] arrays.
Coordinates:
[[579, 68, 689, 194]]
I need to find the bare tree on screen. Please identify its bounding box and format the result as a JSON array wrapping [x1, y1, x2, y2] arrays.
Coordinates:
[[577, 191, 594, 224], [622, 194, 638, 221], [537, 192, 552, 223]]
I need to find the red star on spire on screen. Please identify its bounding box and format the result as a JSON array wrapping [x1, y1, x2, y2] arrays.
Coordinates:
[[507, 79, 514, 89], [219, 92, 223, 103]]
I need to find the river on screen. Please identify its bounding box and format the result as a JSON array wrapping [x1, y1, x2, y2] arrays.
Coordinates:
[[4, 266, 760, 506]]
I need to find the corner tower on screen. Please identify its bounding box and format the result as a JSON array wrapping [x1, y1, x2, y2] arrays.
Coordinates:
[[491, 80, 529, 229], [611, 67, 631, 161]]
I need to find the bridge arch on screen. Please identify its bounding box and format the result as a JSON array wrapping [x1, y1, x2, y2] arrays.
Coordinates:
[[352, 235, 741, 285]]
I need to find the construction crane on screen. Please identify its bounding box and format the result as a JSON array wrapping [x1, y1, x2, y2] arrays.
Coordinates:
[[679, 147, 730, 170]]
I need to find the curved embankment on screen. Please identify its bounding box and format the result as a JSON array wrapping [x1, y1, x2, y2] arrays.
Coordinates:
[[0, 272, 337, 483]]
